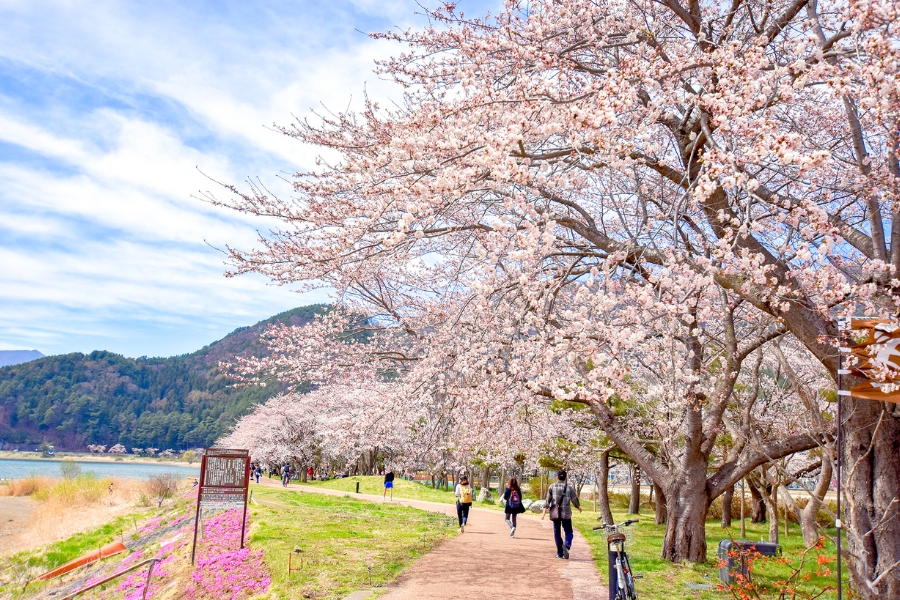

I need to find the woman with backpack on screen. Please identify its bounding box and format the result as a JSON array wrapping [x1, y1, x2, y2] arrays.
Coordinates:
[[454, 474, 474, 533], [500, 476, 526, 537]]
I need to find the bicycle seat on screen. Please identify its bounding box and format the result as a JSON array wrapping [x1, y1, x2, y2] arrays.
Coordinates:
[[607, 533, 627, 543]]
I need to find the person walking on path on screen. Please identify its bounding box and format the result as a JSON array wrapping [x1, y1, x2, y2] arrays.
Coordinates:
[[500, 476, 526, 538], [542, 470, 582, 559], [383, 469, 395, 500], [455, 474, 474, 533], [282, 463, 292, 487]]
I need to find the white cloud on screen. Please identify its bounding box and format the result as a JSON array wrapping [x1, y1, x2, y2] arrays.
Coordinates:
[[0, 0, 498, 357]]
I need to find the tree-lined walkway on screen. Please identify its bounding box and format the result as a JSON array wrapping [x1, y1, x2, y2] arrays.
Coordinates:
[[255, 478, 606, 599]]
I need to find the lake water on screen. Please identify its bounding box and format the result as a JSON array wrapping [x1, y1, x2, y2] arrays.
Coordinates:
[[0, 458, 200, 480]]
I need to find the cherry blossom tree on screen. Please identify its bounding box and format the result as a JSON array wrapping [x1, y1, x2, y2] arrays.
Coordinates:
[[213, 0, 900, 593], [108, 443, 126, 454]]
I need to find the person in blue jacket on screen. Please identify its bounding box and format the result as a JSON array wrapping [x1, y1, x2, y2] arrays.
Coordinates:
[[500, 476, 526, 537]]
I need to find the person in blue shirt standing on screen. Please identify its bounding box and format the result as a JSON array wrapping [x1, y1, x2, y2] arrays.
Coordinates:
[[541, 470, 582, 558], [383, 469, 395, 500]]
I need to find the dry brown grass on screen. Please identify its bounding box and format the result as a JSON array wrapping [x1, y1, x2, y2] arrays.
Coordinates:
[[0, 476, 54, 497], [0, 476, 147, 557]]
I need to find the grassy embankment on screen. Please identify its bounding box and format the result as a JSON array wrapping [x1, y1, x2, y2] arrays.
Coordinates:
[[0, 512, 142, 595], [0, 475, 150, 595], [249, 485, 456, 598], [1, 474, 146, 558], [306, 476, 844, 599]]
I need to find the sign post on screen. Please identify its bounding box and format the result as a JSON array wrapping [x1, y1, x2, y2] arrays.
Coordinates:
[[191, 448, 251, 564]]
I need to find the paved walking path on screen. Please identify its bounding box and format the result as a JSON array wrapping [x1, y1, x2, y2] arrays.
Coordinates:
[[255, 478, 607, 599]]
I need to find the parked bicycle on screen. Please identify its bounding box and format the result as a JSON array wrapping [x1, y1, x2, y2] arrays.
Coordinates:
[[594, 519, 642, 600]]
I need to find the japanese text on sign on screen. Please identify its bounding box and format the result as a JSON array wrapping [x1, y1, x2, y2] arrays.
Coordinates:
[[200, 490, 246, 510], [204, 456, 248, 487]]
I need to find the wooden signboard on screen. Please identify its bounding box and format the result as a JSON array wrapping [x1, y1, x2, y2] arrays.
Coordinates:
[[191, 448, 251, 564]]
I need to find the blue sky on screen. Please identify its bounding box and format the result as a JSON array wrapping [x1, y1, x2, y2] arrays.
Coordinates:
[[0, 0, 497, 358]]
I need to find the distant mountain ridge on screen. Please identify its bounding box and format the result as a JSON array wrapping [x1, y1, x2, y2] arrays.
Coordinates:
[[0, 350, 44, 368], [0, 305, 327, 451]]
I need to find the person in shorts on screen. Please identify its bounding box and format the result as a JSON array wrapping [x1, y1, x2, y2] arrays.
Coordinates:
[[383, 468, 395, 500]]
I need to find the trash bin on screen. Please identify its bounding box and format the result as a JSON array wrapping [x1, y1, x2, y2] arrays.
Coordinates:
[[718, 540, 781, 583]]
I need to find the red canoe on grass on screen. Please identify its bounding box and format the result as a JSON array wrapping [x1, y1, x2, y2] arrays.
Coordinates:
[[34, 541, 127, 581]]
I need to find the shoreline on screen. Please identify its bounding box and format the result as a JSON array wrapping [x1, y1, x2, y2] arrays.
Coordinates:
[[0, 451, 194, 468]]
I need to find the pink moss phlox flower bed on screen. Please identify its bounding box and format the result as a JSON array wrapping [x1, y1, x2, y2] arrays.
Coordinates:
[[76, 504, 268, 599], [186, 509, 270, 599]]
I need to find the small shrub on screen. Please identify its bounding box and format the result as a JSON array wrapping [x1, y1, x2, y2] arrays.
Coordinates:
[[525, 475, 546, 499], [33, 473, 108, 504], [143, 474, 180, 507], [60, 460, 82, 480]]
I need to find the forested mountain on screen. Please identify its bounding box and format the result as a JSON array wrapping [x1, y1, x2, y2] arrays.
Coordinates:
[[0, 305, 326, 451]]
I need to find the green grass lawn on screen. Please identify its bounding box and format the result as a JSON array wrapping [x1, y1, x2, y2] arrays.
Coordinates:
[[572, 508, 845, 599], [298, 478, 846, 598], [296, 475, 463, 504], [249, 486, 457, 599]]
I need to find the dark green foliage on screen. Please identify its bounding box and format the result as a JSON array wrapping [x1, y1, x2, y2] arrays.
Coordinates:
[[0, 305, 328, 451]]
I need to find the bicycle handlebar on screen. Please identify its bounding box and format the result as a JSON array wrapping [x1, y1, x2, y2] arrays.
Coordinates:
[[593, 519, 639, 531]]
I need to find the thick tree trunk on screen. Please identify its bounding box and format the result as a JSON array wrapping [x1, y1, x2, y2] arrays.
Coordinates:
[[629, 464, 641, 515], [481, 464, 491, 492], [721, 484, 733, 529], [748, 478, 766, 523], [654, 482, 667, 525], [661, 475, 710, 562], [843, 400, 900, 598], [598, 451, 614, 525]]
